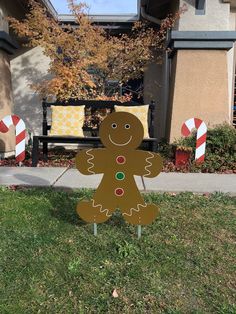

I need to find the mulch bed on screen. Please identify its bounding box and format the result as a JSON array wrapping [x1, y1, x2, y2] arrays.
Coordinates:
[[0, 150, 75, 168], [0, 149, 235, 174]]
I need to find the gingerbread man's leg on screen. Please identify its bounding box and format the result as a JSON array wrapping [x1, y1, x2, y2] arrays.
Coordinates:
[[76, 200, 111, 223], [76, 188, 116, 223], [119, 190, 159, 225]]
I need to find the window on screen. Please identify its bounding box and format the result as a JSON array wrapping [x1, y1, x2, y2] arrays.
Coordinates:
[[195, 0, 206, 15]]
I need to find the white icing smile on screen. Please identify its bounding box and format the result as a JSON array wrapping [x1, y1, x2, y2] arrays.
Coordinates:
[[108, 134, 133, 146]]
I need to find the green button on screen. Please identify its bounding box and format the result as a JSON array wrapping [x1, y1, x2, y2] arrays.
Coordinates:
[[115, 172, 125, 180]]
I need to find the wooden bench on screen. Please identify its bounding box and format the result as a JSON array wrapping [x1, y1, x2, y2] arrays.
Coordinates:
[[31, 99, 158, 167]]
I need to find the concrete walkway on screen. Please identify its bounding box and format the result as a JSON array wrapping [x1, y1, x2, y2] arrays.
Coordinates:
[[0, 167, 235, 195]]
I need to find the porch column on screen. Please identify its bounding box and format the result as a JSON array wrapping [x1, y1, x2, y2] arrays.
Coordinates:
[[167, 31, 236, 142], [0, 29, 18, 156]]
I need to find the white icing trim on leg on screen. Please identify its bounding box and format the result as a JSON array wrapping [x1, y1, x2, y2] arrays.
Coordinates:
[[122, 203, 147, 217], [144, 152, 154, 177], [86, 149, 95, 174], [100, 208, 112, 217], [92, 199, 112, 217]]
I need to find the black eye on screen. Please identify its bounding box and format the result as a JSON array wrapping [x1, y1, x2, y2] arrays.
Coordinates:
[[125, 124, 130, 129], [111, 123, 117, 129]]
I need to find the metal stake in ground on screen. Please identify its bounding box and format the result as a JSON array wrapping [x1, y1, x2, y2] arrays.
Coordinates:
[[137, 225, 141, 239], [93, 223, 97, 236]]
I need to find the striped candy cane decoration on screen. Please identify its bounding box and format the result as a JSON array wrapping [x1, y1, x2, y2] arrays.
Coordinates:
[[181, 118, 207, 163], [0, 115, 26, 162]]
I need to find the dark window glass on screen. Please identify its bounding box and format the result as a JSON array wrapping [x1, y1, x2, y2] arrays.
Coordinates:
[[195, 0, 206, 15]]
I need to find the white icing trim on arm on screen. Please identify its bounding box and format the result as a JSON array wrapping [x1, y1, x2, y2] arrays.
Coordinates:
[[86, 149, 96, 174], [143, 152, 154, 177]]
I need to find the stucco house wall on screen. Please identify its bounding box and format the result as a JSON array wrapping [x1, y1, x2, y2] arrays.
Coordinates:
[[179, 0, 230, 31], [11, 46, 51, 136]]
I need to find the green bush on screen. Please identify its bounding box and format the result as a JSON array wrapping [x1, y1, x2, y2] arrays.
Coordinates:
[[158, 138, 175, 159], [174, 123, 236, 172], [176, 123, 236, 155]]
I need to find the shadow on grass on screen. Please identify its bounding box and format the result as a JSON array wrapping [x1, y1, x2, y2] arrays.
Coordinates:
[[48, 188, 87, 226], [16, 187, 128, 229], [46, 187, 128, 229], [49, 198, 128, 230], [16, 187, 86, 226]]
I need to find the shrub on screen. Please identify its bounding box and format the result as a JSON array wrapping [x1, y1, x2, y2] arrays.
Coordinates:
[[174, 123, 236, 172], [157, 138, 175, 159], [176, 123, 235, 155]]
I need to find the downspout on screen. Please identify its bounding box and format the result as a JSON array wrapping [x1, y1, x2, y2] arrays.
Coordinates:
[[140, 0, 170, 141], [163, 30, 171, 141]]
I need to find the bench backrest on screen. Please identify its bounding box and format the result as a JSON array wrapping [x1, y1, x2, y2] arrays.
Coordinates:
[[42, 99, 156, 138]]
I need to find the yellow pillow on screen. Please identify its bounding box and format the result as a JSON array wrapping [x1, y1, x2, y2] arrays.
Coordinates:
[[115, 105, 149, 138], [50, 106, 85, 136]]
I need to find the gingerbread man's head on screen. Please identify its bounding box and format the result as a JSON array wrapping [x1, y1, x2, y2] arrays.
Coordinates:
[[99, 112, 144, 150]]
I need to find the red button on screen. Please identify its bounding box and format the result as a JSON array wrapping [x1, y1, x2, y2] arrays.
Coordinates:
[[115, 188, 124, 196], [116, 156, 126, 164]]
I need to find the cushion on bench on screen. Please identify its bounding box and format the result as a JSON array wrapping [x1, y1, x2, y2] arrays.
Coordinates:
[[50, 105, 85, 136], [114, 104, 149, 138]]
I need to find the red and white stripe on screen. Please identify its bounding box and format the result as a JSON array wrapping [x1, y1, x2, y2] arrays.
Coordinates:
[[0, 115, 26, 162], [181, 118, 207, 163]]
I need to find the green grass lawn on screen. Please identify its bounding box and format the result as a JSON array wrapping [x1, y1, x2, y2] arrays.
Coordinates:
[[0, 188, 235, 314]]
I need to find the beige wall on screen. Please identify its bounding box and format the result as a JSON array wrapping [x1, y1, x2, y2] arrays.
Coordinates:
[[11, 46, 51, 136], [179, 0, 230, 31], [168, 50, 229, 142]]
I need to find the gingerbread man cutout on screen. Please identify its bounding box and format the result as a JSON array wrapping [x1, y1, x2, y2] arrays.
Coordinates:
[[76, 111, 163, 225]]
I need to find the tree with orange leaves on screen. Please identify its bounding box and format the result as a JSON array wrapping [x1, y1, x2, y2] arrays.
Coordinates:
[[8, 0, 183, 101]]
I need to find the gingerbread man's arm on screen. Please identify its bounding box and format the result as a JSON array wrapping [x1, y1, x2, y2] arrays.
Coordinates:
[[132, 151, 163, 178], [76, 148, 107, 175]]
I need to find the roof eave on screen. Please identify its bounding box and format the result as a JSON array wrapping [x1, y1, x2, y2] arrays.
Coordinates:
[[58, 14, 139, 23], [30, 1, 140, 26], [39, 0, 58, 19]]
